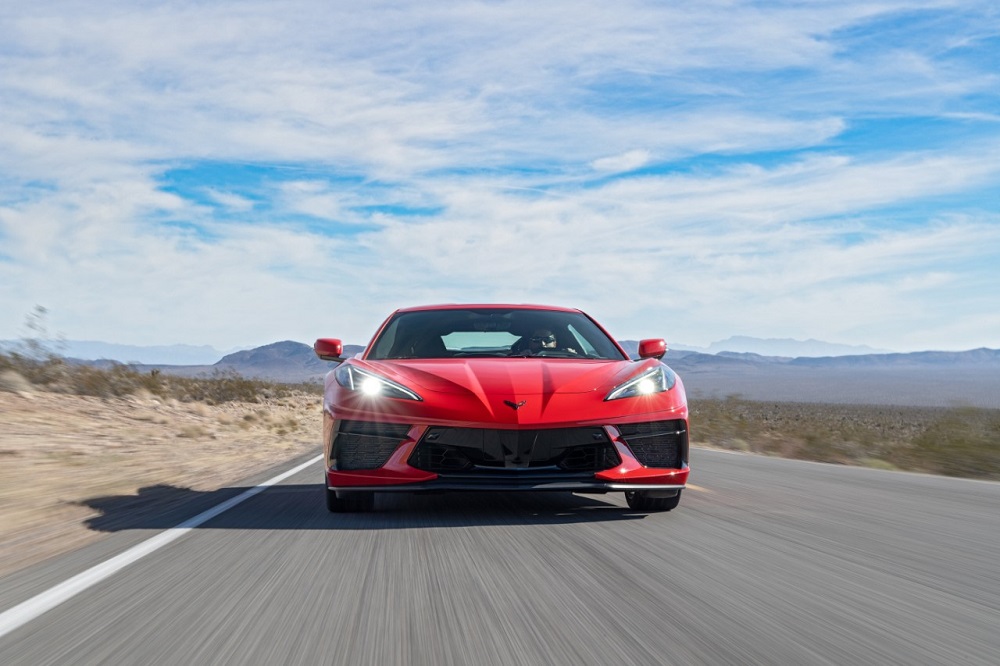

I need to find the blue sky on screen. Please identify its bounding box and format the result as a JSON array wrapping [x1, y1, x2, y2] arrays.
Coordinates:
[[1, 0, 998, 352]]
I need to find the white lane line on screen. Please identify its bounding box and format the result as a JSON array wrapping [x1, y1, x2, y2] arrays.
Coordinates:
[[0, 454, 323, 640]]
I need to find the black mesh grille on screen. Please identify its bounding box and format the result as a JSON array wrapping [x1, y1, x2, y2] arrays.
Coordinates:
[[618, 420, 686, 468], [559, 444, 621, 471], [333, 420, 411, 470], [409, 444, 474, 472], [409, 427, 620, 474]]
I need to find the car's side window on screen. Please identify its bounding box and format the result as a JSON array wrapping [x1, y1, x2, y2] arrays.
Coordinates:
[[370, 319, 401, 358], [566, 324, 598, 356]]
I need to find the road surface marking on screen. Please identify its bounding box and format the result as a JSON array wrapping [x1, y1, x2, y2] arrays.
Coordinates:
[[687, 484, 712, 493], [0, 454, 324, 640]]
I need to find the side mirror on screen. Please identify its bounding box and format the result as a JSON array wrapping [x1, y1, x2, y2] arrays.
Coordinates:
[[314, 338, 344, 362], [637, 338, 667, 360]]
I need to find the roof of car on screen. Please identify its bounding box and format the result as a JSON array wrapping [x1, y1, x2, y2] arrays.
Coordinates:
[[394, 304, 581, 314]]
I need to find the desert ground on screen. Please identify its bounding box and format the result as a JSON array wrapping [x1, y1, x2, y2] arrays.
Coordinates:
[[0, 389, 319, 578]]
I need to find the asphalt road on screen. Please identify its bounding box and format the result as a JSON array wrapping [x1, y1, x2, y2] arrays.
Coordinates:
[[2, 448, 999, 665]]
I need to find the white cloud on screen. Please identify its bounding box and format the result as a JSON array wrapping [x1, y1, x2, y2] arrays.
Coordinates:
[[591, 150, 652, 173], [204, 189, 255, 212], [0, 1, 998, 352]]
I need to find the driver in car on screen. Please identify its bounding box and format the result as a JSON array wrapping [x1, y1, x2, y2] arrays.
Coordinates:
[[517, 328, 578, 356], [528, 328, 558, 353]]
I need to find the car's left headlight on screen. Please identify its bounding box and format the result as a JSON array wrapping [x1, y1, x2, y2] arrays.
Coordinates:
[[605, 365, 676, 401], [335, 364, 423, 401]]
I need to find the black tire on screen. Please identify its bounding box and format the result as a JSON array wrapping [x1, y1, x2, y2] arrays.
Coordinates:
[[625, 489, 682, 512], [326, 487, 375, 513]]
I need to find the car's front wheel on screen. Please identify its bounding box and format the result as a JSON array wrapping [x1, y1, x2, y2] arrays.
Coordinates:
[[326, 487, 375, 513], [625, 489, 682, 512]]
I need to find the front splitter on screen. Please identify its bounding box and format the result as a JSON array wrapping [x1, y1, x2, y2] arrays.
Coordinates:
[[328, 481, 686, 493]]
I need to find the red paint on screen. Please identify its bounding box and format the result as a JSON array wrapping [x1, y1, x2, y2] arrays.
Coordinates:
[[314, 338, 343, 361], [638, 338, 667, 359]]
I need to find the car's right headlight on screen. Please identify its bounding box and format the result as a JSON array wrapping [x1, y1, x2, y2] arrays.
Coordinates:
[[335, 364, 423, 401], [605, 365, 676, 401]]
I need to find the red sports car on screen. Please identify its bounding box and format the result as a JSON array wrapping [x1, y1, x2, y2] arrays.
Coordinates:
[[314, 304, 689, 512]]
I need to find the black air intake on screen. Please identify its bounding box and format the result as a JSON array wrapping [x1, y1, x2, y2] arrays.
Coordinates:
[[617, 420, 687, 468], [333, 420, 411, 470], [409, 427, 620, 474]]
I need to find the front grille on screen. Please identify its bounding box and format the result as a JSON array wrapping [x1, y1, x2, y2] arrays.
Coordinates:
[[559, 444, 621, 471], [333, 420, 411, 470], [409, 444, 473, 472], [409, 427, 620, 474], [618, 420, 687, 468]]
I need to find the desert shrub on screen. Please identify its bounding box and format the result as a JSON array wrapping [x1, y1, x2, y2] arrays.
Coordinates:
[[0, 351, 319, 404], [0, 353, 67, 387], [895, 408, 1000, 480], [161, 370, 267, 404], [60, 363, 150, 398], [158, 370, 320, 403], [688, 396, 994, 475], [687, 395, 754, 448]]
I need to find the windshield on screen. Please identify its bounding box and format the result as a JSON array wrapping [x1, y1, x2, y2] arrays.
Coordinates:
[[367, 308, 626, 360]]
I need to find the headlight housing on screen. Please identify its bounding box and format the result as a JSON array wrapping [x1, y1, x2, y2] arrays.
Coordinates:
[[605, 365, 676, 401], [335, 364, 423, 401]]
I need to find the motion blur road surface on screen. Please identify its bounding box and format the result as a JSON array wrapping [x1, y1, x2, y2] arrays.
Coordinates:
[[2, 448, 999, 665]]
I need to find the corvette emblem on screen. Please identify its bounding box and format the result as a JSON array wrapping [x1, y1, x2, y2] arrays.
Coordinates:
[[504, 399, 527, 411]]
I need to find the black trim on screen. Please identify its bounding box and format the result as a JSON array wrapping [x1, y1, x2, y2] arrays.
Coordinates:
[[327, 479, 686, 493], [408, 426, 620, 474]]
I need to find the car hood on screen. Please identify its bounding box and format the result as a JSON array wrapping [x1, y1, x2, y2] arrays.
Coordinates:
[[359, 358, 651, 397]]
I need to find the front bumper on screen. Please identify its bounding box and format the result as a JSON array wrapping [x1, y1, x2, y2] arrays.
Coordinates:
[[325, 420, 689, 493]]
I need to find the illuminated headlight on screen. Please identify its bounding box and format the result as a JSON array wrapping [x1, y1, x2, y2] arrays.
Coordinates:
[[335, 364, 423, 401], [605, 365, 676, 401]]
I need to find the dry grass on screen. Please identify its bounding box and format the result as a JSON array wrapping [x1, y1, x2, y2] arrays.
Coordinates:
[[691, 396, 1000, 480]]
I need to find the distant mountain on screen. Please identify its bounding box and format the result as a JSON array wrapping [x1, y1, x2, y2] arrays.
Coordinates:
[[619, 336, 888, 358], [788, 348, 1000, 367], [705, 336, 889, 357], [214, 341, 325, 380], [212, 341, 366, 382]]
